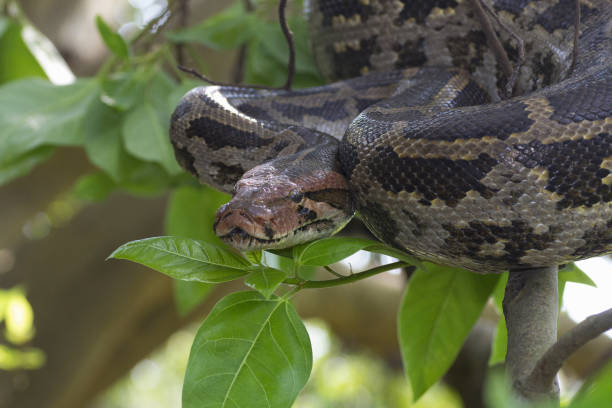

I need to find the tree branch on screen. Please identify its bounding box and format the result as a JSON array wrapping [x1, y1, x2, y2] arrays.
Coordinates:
[[503, 266, 560, 401], [278, 0, 295, 90], [526, 307, 612, 390], [283, 262, 411, 289]]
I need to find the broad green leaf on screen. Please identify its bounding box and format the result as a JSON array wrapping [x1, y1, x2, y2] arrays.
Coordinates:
[[167, 3, 257, 50], [118, 161, 176, 196], [166, 186, 231, 314], [173, 280, 215, 316], [0, 146, 54, 186], [245, 268, 288, 298], [0, 78, 99, 166], [570, 361, 612, 408], [262, 251, 298, 276], [95, 15, 129, 59], [71, 172, 116, 202], [183, 291, 312, 408], [122, 102, 182, 174], [101, 68, 152, 110], [294, 237, 380, 266], [165, 185, 230, 245], [82, 97, 131, 181], [489, 272, 508, 366], [109, 236, 252, 283], [398, 265, 500, 400], [0, 18, 46, 84]]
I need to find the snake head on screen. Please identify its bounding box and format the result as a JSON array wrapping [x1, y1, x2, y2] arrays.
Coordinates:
[[213, 146, 354, 251]]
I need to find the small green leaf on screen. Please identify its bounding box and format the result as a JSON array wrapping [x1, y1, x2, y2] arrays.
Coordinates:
[[167, 3, 257, 50], [109, 236, 252, 283], [165, 186, 231, 314], [95, 15, 129, 59], [0, 146, 54, 186], [173, 280, 215, 316], [122, 102, 182, 174], [183, 291, 312, 408], [294, 237, 379, 266], [0, 78, 98, 166], [559, 263, 596, 301], [489, 272, 509, 366], [570, 361, 612, 408], [82, 97, 130, 181], [71, 172, 116, 202], [398, 265, 500, 400], [101, 68, 151, 110], [245, 268, 288, 298], [0, 18, 46, 84]]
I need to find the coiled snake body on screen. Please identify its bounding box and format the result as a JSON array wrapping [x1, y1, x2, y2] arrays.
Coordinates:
[[170, 0, 612, 272]]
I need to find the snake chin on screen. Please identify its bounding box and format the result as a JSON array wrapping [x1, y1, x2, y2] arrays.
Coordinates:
[[216, 219, 338, 251]]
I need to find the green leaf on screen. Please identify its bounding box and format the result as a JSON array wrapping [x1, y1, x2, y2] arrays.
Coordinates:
[[0, 18, 46, 84], [245, 268, 288, 298], [294, 237, 379, 266], [71, 171, 116, 202], [95, 15, 129, 59], [101, 68, 151, 110], [559, 263, 597, 301], [122, 102, 182, 174], [109, 236, 252, 283], [398, 265, 500, 400], [173, 280, 215, 316], [167, 3, 257, 50], [364, 243, 423, 268], [82, 97, 131, 181], [0, 146, 55, 186], [166, 186, 231, 314], [0, 78, 99, 166], [183, 291, 312, 408], [165, 185, 230, 244], [570, 361, 612, 408], [489, 273, 509, 366]]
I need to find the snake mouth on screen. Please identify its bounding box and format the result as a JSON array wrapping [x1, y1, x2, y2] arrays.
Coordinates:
[[218, 219, 336, 251]]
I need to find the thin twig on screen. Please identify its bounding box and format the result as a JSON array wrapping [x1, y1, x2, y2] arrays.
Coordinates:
[[324, 265, 345, 278], [478, 0, 525, 96], [232, 0, 255, 83], [471, 0, 513, 81], [569, 0, 581, 75], [176, 0, 189, 65], [526, 307, 612, 391], [177, 65, 282, 90], [278, 0, 296, 90], [283, 261, 407, 289]]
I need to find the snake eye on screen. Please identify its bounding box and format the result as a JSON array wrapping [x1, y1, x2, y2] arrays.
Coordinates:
[[289, 190, 304, 203]]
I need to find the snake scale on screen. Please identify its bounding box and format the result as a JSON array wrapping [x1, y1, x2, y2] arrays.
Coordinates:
[[170, 0, 612, 273]]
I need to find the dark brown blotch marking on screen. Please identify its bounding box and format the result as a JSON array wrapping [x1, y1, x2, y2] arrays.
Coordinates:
[[572, 219, 612, 257], [514, 133, 612, 209], [369, 147, 498, 206], [442, 220, 559, 265], [186, 117, 274, 150]]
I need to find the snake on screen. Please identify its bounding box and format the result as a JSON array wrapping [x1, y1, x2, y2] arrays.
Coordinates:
[[170, 0, 612, 273]]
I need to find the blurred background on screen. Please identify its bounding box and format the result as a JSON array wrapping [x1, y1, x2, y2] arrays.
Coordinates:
[[0, 0, 611, 407]]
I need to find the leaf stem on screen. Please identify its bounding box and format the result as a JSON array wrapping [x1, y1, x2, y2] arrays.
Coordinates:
[[283, 261, 407, 289]]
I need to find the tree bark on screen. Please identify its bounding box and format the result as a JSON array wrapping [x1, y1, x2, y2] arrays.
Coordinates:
[[503, 266, 559, 401]]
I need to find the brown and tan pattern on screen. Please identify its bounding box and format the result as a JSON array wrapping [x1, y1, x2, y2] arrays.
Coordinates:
[[170, 0, 612, 272]]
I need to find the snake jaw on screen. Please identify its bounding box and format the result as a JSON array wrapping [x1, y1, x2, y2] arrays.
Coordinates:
[[213, 160, 353, 251]]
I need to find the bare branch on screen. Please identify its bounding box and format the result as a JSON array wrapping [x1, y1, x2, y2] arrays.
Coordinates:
[[176, 0, 189, 65], [470, 0, 514, 91], [177, 65, 281, 90], [278, 0, 296, 90], [526, 307, 612, 390], [478, 0, 525, 96]]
